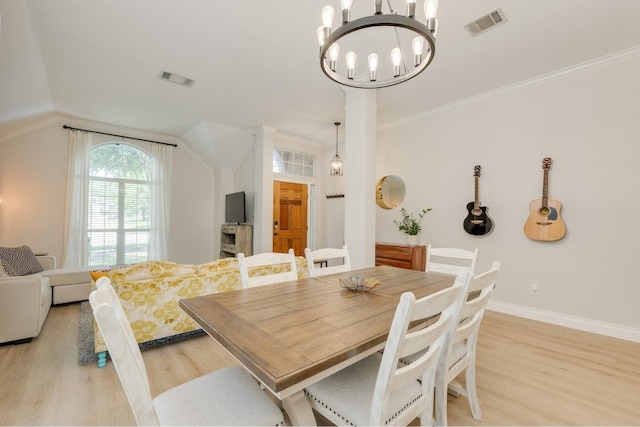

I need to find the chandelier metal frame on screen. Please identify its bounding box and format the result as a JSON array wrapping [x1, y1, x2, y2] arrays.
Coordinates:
[[318, 1, 438, 89]]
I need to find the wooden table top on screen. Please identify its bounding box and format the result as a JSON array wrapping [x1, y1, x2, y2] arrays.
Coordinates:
[[179, 265, 454, 395]]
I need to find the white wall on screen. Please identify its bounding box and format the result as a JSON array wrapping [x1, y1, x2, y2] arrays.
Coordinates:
[[0, 120, 67, 255], [0, 115, 217, 265], [377, 52, 640, 335], [167, 142, 216, 264]]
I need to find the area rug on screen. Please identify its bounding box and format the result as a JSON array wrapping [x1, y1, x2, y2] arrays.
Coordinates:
[[77, 301, 206, 365]]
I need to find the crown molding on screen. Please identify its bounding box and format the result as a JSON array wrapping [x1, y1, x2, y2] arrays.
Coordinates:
[[381, 45, 640, 131], [0, 113, 179, 146], [0, 114, 61, 144]]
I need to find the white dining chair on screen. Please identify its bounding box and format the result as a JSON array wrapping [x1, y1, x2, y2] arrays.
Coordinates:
[[304, 245, 351, 277], [237, 249, 297, 288], [436, 261, 500, 425], [426, 245, 479, 277], [89, 277, 284, 426], [400, 261, 501, 426], [303, 279, 465, 426]]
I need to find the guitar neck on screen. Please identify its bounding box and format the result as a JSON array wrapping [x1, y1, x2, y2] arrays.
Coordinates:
[[474, 176, 480, 209], [541, 169, 549, 208]]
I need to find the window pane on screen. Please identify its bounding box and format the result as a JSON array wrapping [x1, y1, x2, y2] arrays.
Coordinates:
[[124, 231, 149, 264], [273, 148, 315, 178], [272, 150, 285, 173], [88, 231, 117, 266], [88, 143, 152, 266], [124, 182, 150, 229]]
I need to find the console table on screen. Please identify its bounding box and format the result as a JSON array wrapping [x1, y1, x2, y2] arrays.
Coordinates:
[[374, 242, 426, 271]]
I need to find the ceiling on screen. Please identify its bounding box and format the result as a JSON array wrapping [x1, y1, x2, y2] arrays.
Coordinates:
[[1, 0, 640, 164]]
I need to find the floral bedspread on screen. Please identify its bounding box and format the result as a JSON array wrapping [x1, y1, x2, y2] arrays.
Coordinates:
[[93, 257, 308, 354]]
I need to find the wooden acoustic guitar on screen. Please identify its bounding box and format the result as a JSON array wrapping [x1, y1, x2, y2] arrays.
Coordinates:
[[463, 165, 493, 235], [524, 157, 566, 241]]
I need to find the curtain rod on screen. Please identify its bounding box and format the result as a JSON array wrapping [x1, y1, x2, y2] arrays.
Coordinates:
[[62, 125, 178, 147]]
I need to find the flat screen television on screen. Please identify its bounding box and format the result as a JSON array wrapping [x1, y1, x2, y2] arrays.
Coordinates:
[[225, 191, 246, 224]]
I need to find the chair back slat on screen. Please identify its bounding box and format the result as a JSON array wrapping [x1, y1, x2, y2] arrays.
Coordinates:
[[426, 245, 479, 277], [370, 283, 463, 426], [305, 245, 351, 277], [238, 249, 297, 288]]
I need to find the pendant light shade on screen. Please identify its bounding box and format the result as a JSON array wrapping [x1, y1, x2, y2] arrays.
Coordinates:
[[330, 122, 343, 176]]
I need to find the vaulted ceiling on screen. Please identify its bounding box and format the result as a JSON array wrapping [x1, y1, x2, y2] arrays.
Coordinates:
[[1, 0, 640, 166]]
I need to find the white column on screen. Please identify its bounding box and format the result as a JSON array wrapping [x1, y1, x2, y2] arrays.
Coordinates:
[[253, 126, 277, 254], [343, 88, 377, 268]]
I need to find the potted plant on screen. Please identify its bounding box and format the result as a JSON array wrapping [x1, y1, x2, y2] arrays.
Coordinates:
[[394, 207, 432, 246]]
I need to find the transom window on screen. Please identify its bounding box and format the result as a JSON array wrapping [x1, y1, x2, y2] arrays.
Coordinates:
[[88, 144, 151, 266], [273, 148, 315, 177]]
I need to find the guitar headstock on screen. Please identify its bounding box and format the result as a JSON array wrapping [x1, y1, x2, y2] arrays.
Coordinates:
[[542, 157, 552, 170], [474, 165, 481, 177]]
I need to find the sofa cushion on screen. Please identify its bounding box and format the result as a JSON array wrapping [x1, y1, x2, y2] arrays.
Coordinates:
[[110, 261, 198, 285], [197, 258, 239, 274], [39, 267, 92, 286], [0, 246, 44, 276]]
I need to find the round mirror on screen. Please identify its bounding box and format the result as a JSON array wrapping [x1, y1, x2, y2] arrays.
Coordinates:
[[376, 175, 406, 209]]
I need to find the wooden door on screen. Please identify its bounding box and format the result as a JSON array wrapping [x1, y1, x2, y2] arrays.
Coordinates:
[[273, 181, 308, 256]]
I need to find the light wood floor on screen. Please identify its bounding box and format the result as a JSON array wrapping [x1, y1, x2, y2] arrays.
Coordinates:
[[1, 303, 639, 426]]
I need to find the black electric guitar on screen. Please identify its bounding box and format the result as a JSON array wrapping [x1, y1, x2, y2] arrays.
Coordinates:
[[463, 165, 493, 235]]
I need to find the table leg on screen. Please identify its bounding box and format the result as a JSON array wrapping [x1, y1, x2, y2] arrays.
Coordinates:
[[282, 390, 316, 426]]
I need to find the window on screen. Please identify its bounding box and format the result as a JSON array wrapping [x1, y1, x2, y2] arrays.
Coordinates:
[[273, 148, 315, 177], [88, 144, 151, 266]]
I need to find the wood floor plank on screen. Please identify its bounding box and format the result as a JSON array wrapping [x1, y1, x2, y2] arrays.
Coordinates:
[[1, 304, 639, 425]]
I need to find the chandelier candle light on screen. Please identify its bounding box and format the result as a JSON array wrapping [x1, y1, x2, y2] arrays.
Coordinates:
[[330, 122, 344, 176], [317, 0, 438, 89]]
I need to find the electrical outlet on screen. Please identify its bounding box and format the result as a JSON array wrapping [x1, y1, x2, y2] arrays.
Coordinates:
[[531, 283, 540, 296]]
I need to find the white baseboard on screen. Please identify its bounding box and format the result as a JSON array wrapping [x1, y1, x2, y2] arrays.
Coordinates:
[[487, 300, 640, 344]]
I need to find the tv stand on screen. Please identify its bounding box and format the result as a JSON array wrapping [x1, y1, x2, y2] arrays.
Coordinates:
[[220, 224, 253, 258]]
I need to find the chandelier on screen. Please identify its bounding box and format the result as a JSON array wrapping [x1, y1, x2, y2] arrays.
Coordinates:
[[317, 0, 438, 89], [330, 122, 344, 176]]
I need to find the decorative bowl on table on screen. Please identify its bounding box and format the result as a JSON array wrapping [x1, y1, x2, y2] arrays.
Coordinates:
[[339, 277, 381, 291]]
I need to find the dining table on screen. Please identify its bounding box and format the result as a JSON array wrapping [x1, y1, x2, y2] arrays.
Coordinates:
[[179, 264, 455, 426]]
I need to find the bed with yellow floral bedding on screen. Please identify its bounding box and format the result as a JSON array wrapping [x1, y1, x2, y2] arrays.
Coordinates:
[[93, 257, 307, 367]]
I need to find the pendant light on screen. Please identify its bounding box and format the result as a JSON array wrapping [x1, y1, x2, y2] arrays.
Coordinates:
[[330, 122, 343, 176]]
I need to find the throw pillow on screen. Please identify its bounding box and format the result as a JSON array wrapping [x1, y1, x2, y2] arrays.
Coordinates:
[[0, 245, 44, 276], [89, 270, 110, 281]]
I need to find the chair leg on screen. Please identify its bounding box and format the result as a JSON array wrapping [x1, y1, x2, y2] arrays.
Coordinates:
[[97, 351, 108, 368], [465, 361, 482, 421], [447, 380, 464, 397], [434, 372, 448, 426], [420, 380, 435, 427]]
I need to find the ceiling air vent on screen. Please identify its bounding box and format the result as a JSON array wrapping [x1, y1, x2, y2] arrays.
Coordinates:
[[465, 8, 508, 37], [159, 71, 195, 87]]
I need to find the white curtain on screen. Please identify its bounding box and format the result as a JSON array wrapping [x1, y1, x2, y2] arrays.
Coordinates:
[[62, 130, 91, 267], [148, 143, 173, 260]]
